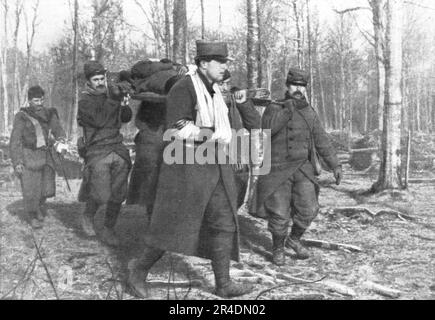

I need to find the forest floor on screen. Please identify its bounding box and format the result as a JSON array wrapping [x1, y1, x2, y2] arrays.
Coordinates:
[[0, 165, 434, 300]]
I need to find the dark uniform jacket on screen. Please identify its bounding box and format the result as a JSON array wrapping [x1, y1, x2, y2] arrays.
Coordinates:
[[144, 72, 260, 261], [10, 107, 66, 170], [77, 85, 133, 166], [254, 97, 340, 218]]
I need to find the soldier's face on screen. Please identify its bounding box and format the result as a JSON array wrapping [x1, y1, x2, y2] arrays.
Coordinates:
[[89, 74, 107, 93], [288, 85, 307, 99], [202, 60, 228, 83], [218, 79, 231, 96], [29, 97, 44, 110]]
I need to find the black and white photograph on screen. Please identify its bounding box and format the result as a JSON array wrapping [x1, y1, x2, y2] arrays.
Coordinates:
[[0, 0, 434, 303]]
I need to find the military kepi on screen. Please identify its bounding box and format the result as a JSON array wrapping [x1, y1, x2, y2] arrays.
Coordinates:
[[84, 61, 107, 79], [195, 40, 234, 62], [286, 67, 309, 87]]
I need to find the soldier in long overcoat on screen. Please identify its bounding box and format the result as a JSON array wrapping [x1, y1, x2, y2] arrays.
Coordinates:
[[126, 100, 166, 214], [127, 41, 261, 298], [10, 85, 68, 229], [77, 61, 132, 246], [255, 68, 343, 265]]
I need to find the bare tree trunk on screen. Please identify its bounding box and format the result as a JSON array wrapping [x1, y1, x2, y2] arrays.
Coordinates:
[[370, 0, 386, 131], [21, 0, 40, 109], [347, 70, 353, 149], [373, 0, 403, 191], [164, 0, 171, 59], [364, 92, 369, 133], [12, 1, 23, 123], [332, 83, 338, 130], [314, 36, 327, 128], [339, 15, 346, 135], [256, 0, 262, 88], [200, 0, 205, 39], [0, 0, 9, 136], [306, 0, 314, 108], [68, 0, 79, 140], [246, 0, 259, 89], [218, 0, 222, 39], [172, 0, 187, 65], [292, 0, 303, 68], [415, 75, 421, 132]]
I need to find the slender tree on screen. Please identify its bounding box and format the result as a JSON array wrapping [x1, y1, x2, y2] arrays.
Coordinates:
[[68, 0, 79, 139], [373, 0, 404, 191], [369, 0, 387, 131], [246, 0, 259, 89], [0, 0, 9, 135], [172, 0, 187, 64], [164, 0, 171, 59]]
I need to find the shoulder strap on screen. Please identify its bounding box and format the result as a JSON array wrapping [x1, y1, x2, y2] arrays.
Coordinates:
[[21, 111, 47, 148]]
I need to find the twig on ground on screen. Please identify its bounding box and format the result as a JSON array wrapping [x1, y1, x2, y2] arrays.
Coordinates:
[[301, 239, 363, 253], [31, 234, 60, 300], [1, 246, 40, 300], [255, 276, 327, 300], [362, 281, 401, 298]]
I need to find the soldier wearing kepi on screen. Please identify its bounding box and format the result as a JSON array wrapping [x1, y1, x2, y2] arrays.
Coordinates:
[[77, 61, 132, 246], [127, 41, 260, 298], [10, 85, 68, 229], [256, 68, 342, 266]]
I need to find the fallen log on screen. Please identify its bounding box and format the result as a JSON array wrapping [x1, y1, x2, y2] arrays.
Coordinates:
[[301, 239, 363, 253], [362, 281, 401, 299], [323, 280, 357, 297]]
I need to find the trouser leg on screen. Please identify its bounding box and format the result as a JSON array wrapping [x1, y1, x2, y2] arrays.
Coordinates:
[[127, 245, 165, 298], [265, 179, 292, 237], [20, 168, 43, 228], [285, 169, 319, 259]]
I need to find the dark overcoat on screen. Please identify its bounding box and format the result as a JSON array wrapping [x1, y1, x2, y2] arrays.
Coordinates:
[[253, 98, 340, 218], [144, 75, 260, 261]]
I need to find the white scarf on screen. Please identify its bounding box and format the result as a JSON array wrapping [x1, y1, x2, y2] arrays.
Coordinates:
[[185, 67, 233, 145]]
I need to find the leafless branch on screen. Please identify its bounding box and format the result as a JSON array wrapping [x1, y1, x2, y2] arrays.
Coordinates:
[[255, 275, 327, 300], [32, 234, 59, 300]]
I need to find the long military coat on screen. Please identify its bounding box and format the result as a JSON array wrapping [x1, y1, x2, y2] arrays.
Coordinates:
[[144, 75, 260, 261], [9, 107, 66, 204], [253, 97, 340, 218]]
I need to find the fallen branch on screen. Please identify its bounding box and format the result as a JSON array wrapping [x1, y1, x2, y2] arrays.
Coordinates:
[[328, 207, 416, 222], [301, 239, 363, 253], [255, 276, 327, 300], [362, 281, 401, 298], [323, 280, 357, 297], [1, 241, 41, 300], [410, 234, 435, 242], [32, 235, 59, 300]]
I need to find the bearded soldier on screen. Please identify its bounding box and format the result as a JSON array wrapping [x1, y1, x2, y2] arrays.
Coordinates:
[[77, 61, 132, 246], [256, 68, 343, 266], [10, 85, 68, 229], [127, 41, 260, 298]]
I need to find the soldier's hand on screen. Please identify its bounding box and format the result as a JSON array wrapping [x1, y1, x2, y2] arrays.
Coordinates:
[[234, 90, 247, 104], [333, 166, 343, 185], [15, 164, 24, 176]]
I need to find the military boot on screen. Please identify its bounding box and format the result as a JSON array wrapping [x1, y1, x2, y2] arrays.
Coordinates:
[[29, 212, 43, 229], [100, 227, 120, 247], [285, 224, 310, 260], [127, 246, 165, 298], [210, 231, 254, 298], [100, 202, 122, 246], [81, 201, 98, 237], [272, 234, 287, 266], [35, 207, 45, 222], [38, 198, 48, 221]]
